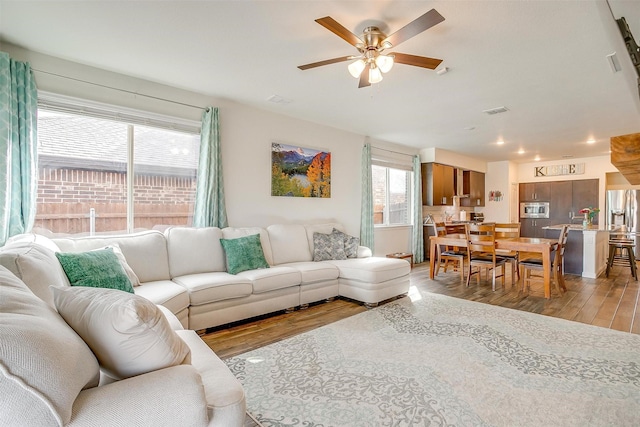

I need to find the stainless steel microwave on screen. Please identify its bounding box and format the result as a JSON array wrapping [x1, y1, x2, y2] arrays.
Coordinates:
[[520, 202, 550, 218]]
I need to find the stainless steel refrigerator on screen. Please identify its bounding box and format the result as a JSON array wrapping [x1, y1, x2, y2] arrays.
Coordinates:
[[606, 189, 640, 253]]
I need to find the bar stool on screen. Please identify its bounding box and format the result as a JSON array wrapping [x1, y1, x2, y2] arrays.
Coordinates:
[[606, 238, 638, 280]]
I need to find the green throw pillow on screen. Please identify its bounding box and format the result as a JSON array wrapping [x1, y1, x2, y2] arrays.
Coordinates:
[[55, 248, 134, 293], [220, 233, 270, 275]]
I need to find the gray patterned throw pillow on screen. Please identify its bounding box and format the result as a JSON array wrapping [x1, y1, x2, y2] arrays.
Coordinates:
[[332, 228, 360, 258], [313, 232, 347, 261]]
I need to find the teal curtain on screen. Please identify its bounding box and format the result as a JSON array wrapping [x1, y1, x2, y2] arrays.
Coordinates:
[[193, 107, 228, 228], [412, 155, 424, 264], [0, 52, 38, 246], [360, 143, 374, 250]]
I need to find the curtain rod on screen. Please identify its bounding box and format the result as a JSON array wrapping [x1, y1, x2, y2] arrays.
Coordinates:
[[32, 68, 206, 110], [370, 145, 416, 158]]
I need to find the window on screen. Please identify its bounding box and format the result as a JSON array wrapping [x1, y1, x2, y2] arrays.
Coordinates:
[[35, 99, 200, 236], [372, 164, 412, 226]]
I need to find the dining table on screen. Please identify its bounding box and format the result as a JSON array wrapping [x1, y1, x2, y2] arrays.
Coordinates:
[[429, 234, 559, 299]]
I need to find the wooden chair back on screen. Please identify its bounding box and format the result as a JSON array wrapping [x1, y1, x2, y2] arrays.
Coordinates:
[[465, 222, 497, 254], [495, 223, 521, 239]]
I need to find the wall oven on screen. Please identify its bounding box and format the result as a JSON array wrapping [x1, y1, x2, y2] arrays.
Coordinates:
[[520, 202, 550, 218]]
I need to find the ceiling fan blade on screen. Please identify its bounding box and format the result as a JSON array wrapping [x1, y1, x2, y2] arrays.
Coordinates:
[[392, 52, 443, 69], [298, 56, 353, 70], [315, 16, 363, 47], [382, 9, 445, 48], [358, 64, 371, 88]]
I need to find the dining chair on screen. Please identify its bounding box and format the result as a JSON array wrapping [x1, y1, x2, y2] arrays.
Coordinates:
[[465, 222, 507, 290], [519, 224, 569, 295], [430, 221, 466, 282], [494, 223, 521, 285]]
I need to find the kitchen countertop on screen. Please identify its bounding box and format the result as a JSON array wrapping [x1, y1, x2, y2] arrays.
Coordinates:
[[543, 223, 624, 232]]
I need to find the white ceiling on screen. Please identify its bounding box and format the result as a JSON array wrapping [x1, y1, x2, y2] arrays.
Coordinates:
[[1, 0, 639, 163]]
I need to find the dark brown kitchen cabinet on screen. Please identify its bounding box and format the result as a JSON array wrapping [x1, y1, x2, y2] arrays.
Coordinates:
[[461, 170, 485, 207], [571, 179, 599, 224], [519, 182, 551, 201], [422, 163, 455, 206], [549, 181, 573, 225], [520, 218, 551, 238]]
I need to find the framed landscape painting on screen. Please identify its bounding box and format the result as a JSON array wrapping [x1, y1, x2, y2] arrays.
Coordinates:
[[271, 143, 331, 198]]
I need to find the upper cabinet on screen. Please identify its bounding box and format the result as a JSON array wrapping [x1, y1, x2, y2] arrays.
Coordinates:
[[461, 170, 485, 207], [422, 163, 455, 206], [422, 163, 485, 207], [519, 182, 551, 201]]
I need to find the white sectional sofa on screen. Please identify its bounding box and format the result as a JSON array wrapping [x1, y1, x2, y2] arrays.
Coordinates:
[[4, 222, 410, 331], [0, 265, 246, 427], [0, 222, 410, 426]]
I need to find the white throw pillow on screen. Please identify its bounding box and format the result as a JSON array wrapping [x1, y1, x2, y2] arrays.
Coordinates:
[[51, 286, 190, 380]]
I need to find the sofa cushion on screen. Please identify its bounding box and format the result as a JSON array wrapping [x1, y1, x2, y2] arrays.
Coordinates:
[[312, 231, 347, 261], [53, 230, 170, 283], [52, 286, 191, 380], [0, 266, 100, 426], [237, 266, 301, 294], [133, 279, 190, 314], [327, 257, 411, 283], [0, 243, 70, 308], [4, 232, 61, 252], [165, 226, 226, 277], [55, 248, 134, 293], [278, 261, 340, 284], [172, 272, 253, 305], [267, 224, 312, 264]]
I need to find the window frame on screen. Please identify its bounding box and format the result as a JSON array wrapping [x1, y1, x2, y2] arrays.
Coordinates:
[[372, 163, 414, 228], [36, 92, 201, 235]]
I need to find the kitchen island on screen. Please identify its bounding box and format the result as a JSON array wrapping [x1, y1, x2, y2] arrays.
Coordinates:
[[543, 224, 610, 278]]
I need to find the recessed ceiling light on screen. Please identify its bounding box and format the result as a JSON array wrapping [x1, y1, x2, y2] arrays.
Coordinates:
[[496, 140, 504, 145], [534, 155, 540, 161], [518, 149, 525, 154], [587, 138, 596, 144]]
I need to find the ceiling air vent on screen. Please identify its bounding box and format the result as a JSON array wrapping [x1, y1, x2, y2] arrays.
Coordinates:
[[482, 106, 509, 115], [267, 95, 292, 105]]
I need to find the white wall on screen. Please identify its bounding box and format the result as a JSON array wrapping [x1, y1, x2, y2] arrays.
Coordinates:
[[2, 43, 418, 255], [482, 161, 512, 223], [419, 147, 486, 173]]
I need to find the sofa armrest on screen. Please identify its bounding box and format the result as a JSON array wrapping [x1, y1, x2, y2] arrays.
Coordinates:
[[157, 304, 185, 330], [357, 246, 372, 258], [69, 365, 209, 427]]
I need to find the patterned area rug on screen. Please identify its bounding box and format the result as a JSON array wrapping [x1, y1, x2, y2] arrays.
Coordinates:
[[225, 291, 640, 426]]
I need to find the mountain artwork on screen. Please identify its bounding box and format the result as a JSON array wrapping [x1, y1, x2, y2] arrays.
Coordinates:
[[271, 143, 331, 198]]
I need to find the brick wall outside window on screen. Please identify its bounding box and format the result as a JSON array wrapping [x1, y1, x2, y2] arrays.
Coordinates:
[[35, 167, 196, 235]]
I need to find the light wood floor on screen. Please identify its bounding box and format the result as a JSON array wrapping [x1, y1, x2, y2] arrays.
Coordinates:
[[203, 261, 640, 361]]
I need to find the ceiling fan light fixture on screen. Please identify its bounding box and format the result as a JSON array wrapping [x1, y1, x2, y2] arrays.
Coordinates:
[[348, 59, 366, 78], [375, 54, 394, 73], [369, 65, 383, 84]]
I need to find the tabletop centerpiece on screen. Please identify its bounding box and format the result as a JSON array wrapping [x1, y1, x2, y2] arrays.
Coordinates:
[[579, 207, 599, 227]]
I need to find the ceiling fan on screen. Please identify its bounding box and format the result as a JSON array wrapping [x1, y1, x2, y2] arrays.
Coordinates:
[[298, 9, 445, 88]]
